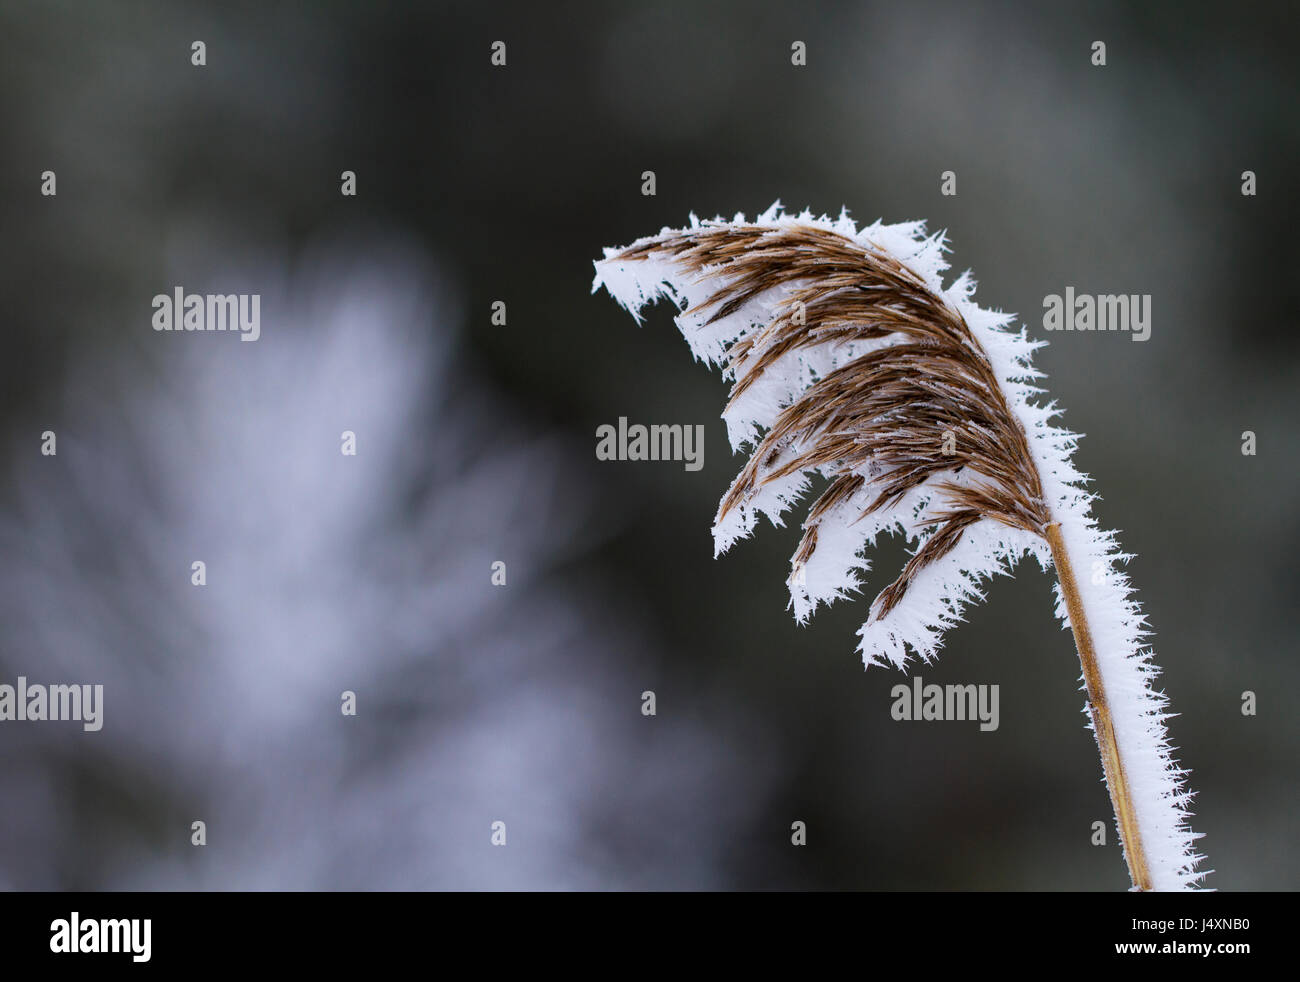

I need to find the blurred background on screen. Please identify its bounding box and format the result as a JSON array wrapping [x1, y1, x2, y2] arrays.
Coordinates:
[[0, 0, 1295, 890]]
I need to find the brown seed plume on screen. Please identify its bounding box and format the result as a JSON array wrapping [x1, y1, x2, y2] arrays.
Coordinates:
[[613, 223, 1052, 619]]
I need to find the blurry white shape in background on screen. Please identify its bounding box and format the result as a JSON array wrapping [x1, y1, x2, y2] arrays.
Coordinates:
[[0, 238, 774, 889]]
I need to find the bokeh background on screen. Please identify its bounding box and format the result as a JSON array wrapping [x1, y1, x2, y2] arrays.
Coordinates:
[[0, 0, 1295, 890]]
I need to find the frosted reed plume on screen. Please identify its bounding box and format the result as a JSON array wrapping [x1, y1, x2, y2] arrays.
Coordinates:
[[593, 203, 1206, 890]]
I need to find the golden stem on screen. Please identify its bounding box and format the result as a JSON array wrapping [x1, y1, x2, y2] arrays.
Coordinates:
[[1044, 521, 1152, 891]]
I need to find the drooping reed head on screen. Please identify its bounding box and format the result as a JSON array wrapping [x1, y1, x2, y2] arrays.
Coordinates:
[[611, 222, 1051, 621]]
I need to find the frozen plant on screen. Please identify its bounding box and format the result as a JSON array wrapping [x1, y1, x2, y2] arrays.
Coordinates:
[[593, 203, 1207, 891]]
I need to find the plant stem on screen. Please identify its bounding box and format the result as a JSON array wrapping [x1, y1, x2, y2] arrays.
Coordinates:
[[1044, 521, 1152, 891]]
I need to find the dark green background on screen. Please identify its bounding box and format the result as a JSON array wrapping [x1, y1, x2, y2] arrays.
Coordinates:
[[0, 0, 1294, 890]]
